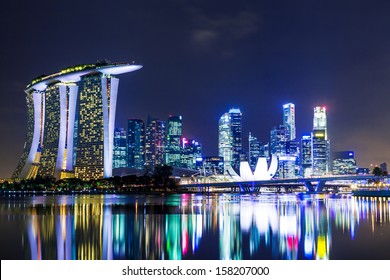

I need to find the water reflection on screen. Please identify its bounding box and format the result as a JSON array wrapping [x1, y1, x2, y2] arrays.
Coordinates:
[[1, 194, 389, 260]]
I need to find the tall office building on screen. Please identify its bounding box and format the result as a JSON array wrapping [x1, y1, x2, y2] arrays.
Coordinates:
[[145, 116, 166, 168], [312, 130, 328, 176], [165, 115, 182, 167], [127, 119, 145, 169], [332, 151, 356, 175], [270, 124, 298, 178], [313, 106, 327, 138], [180, 138, 202, 170], [113, 128, 127, 169], [248, 132, 261, 171], [270, 125, 290, 156], [301, 134, 312, 177], [312, 106, 330, 176], [196, 156, 224, 176], [218, 113, 232, 173], [283, 103, 296, 140], [218, 108, 242, 173], [229, 108, 242, 171], [13, 61, 142, 180]]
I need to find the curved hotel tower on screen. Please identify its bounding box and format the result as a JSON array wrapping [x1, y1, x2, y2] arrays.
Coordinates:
[[13, 61, 142, 180]]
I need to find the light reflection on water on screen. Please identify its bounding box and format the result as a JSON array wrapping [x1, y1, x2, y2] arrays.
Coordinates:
[[1, 193, 390, 260]]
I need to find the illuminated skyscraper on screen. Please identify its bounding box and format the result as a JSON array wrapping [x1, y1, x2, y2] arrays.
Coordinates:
[[180, 138, 202, 170], [332, 151, 356, 175], [127, 119, 145, 169], [145, 116, 166, 168], [165, 115, 182, 167], [13, 61, 142, 180], [311, 130, 328, 176], [197, 156, 224, 175], [218, 108, 242, 173], [270, 125, 298, 178], [229, 108, 242, 171], [301, 134, 312, 177], [113, 128, 127, 169], [313, 106, 327, 138], [248, 132, 261, 171], [312, 106, 330, 176], [218, 113, 232, 173], [283, 103, 296, 140]]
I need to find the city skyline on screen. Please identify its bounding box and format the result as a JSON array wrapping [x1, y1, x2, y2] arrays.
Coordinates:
[[2, 0, 390, 178]]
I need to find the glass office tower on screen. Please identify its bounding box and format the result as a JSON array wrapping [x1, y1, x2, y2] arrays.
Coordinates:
[[127, 119, 145, 169]]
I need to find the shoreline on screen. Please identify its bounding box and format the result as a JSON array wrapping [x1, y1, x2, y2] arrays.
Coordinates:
[[352, 190, 390, 197], [1, 189, 389, 197]]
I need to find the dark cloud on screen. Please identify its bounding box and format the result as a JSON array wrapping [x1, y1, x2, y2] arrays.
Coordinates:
[[190, 10, 259, 54]]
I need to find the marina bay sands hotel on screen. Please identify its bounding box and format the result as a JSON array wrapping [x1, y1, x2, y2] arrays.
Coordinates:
[[12, 61, 142, 180]]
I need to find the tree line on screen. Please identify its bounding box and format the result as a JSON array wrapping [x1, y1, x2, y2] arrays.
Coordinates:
[[0, 165, 178, 193]]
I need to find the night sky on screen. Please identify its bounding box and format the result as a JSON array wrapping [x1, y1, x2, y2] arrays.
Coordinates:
[[1, 0, 390, 178]]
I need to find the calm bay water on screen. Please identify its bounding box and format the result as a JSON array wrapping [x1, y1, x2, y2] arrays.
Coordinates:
[[0, 193, 389, 260]]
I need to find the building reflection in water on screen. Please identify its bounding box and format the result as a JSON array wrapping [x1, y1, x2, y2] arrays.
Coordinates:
[[19, 194, 390, 260]]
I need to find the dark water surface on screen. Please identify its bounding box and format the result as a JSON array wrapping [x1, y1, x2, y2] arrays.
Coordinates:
[[0, 193, 389, 260]]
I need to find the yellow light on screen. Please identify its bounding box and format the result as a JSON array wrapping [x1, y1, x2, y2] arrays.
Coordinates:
[[317, 236, 327, 259]]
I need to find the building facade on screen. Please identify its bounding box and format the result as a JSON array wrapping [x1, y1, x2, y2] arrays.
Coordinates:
[[113, 128, 127, 169], [13, 62, 142, 180], [229, 108, 242, 171], [218, 113, 232, 173], [196, 156, 224, 176], [180, 138, 202, 170], [270, 124, 298, 178], [311, 106, 330, 176], [332, 151, 356, 175], [144, 116, 166, 169], [248, 132, 261, 171], [127, 119, 145, 169], [165, 115, 183, 167], [312, 129, 328, 176], [301, 134, 312, 177], [218, 108, 243, 173], [283, 103, 296, 140]]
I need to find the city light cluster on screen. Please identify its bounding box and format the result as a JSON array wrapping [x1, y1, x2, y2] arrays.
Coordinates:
[[13, 62, 379, 182], [118, 104, 364, 180]]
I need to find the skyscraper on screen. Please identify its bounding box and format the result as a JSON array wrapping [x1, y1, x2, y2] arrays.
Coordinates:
[[180, 138, 202, 170], [113, 128, 127, 169], [270, 103, 300, 178], [13, 61, 142, 180], [229, 108, 242, 171], [248, 132, 261, 171], [145, 116, 166, 169], [283, 103, 296, 140], [165, 115, 182, 167], [301, 134, 312, 177], [127, 119, 145, 169], [332, 151, 357, 175], [312, 130, 328, 176], [313, 106, 327, 136], [312, 106, 330, 176], [270, 124, 298, 178], [217, 108, 243, 173], [218, 112, 232, 173]]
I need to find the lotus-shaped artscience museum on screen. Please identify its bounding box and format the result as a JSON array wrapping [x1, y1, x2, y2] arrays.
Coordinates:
[[238, 155, 278, 181]]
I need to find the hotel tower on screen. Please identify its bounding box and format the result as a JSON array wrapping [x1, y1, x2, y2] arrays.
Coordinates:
[[13, 61, 142, 180]]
